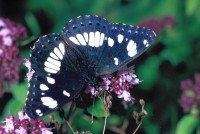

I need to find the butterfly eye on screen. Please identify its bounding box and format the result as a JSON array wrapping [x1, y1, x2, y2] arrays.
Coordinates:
[[81, 23, 84, 26], [89, 21, 92, 25]]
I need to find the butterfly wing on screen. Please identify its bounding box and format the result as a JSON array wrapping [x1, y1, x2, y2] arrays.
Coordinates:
[[25, 33, 85, 119], [62, 15, 109, 68], [62, 15, 156, 76], [97, 23, 156, 75]]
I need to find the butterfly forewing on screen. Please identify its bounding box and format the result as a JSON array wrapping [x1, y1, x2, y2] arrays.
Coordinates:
[[62, 15, 109, 67], [25, 33, 85, 118], [97, 23, 156, 75], [62, 15, 156, 75]]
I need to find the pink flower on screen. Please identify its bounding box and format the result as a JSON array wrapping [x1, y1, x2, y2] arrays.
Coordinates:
[[24, 59, 35, 83], [87, 67, 140, 101], [2, 115, 15, 133], [18, 110, 30, 121], [138, 16, 176, 34], [118, 90, 133, 101], [41, 128, 53, 134], [15, 126, 27, 134], [0, 110, 53, 133], [0, 18, 27, 96], [179, 73, 200, 112]]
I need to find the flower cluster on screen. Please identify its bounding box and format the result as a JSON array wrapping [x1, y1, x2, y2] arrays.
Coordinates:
[[138, 16, 176, 34], [179, 73, 200, 112], [0, 18, 27, 96], [87, 67, 140, 101], [0, 111, 53, 134]]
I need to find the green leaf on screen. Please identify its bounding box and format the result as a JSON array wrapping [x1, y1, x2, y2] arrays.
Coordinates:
[[143, 123, 160, 134], [137, 56, 161, 90], [107, 114, 122, 126], [11, 82, 28, 105], [25, 12, 41, 35], [19, 36, 37, 47], [0, 98, 23, 120], [176, 114, 199, 134], [186, 0, 199, 15], [20, 49, 30, 58], [87, 98, 108, 118]]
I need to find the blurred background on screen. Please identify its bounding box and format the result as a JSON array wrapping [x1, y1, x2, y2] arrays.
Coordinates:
[[0, 0, 200, 134]]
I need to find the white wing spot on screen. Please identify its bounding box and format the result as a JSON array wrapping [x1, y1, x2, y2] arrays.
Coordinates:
[[47, 77, 55, 84], [114, 57, 119, 65], [47, 57, 61, 67], [41, 97, 58, 109], [108, 37, 114, 47], [63, 90, 70, 97], [50, 52, 59, 60], [127, 40, 137, 57], [41, 93, 45, 95], [40, 84, 49, 91], [83, 32, 88, 42], [44, 67, 58, 73], [152, 31, 156, 36], [69, 37, 80, 45], [94, 31, 101, 47], [54, 47, 63, 60], [117, 34, 124, 43], [76, 34, 86, 46], [100, 33, 105, 46], [143, 39, 149, 47], [36, 109, 42, 116], [59, 42, 65, 55], [44, 61, 60, 71], [88, 32, 95, 47]]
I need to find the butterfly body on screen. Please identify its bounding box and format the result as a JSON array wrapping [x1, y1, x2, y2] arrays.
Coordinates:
[[25, 15, 156, 118]]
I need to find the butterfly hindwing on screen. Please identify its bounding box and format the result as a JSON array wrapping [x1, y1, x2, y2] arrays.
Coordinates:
[[25, 34, 85, 118], [25, 72, 84, 118]]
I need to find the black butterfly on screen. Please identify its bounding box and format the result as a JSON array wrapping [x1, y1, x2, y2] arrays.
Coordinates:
[[24, 15, 156, 119]]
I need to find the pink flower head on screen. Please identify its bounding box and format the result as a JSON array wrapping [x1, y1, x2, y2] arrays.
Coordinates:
[[179, 73, 200, 112], [86, 67, 140, 101], [0, 110, 53, 133], [138, 16, 176, 34], [41, 128, 53, 134], [18, 110, 30, 121], [0, 18, 27, 96], [15, 126, 27, 134], [2, 115, 15, 133], [118, 90, 133, 101]]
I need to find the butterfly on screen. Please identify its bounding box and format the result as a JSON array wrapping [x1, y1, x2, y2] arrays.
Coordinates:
[[24, 15, 156, 119]]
